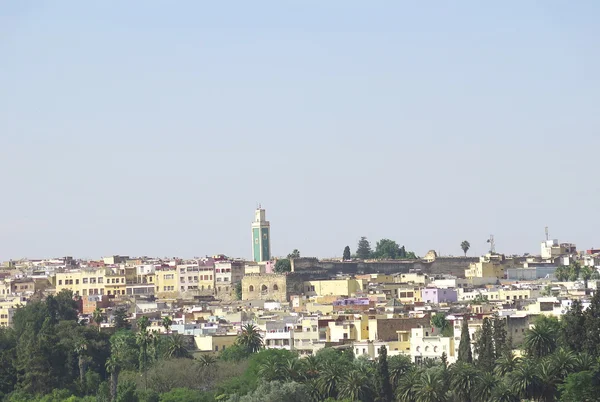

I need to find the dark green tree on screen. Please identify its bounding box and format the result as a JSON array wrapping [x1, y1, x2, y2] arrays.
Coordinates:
[[342, 246, 351, 261], [356, 237, 372, 260], [236, 323, 263, 353], [113, 307, 130, 330], [581, 266, 593, 288], [374, 239, 401, 259], [524, 316, 559, 359], [234, 282, 242, 300], [562, 299, 585, 353], [583, 285, 600, 357], [377, 345, 393, 402], [274, 258, 291, 273], [458, 317, 473, 363], [493, 317, 508, 359], [474, 318, 495, 372], [461, 240, 471, 256], [554, 265, 569, 282], [287, 249, 301, 259]]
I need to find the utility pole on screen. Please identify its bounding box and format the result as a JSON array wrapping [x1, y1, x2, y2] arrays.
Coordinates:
[[486, 235, 495, 254]]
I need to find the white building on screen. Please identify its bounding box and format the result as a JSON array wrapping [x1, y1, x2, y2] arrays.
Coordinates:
[[410, 326, 455, 364]]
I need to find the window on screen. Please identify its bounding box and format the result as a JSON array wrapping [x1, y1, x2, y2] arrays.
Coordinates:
[[180, 277, 185, 282], [215, 345, 219, 351], [83, 278, 88, 284], [193, 276, 198, 281], [273, 284, 279, 291], [164, 274, 174, 280], [58, 280, 62, 285], [249, 285, 254, 292]]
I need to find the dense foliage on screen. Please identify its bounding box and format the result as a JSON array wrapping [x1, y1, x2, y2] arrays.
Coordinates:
[[5, 290, 600, 401], [355, 237, 417, 260]]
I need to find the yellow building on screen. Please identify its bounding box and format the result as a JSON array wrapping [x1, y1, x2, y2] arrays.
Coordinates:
[[194, 334, 237, 354], [487, 288, 540, 302], [465, 254, 506, 280], [0, 298, 25, 327], [303, 279, 364, 298], [104, 268, 126, 296], [55, 268, 107, 296], [155, 268, 178, 299], [326, 315, 369, 342]]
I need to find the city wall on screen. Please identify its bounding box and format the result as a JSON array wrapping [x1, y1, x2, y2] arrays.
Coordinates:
[[291, 257, 478, 278]]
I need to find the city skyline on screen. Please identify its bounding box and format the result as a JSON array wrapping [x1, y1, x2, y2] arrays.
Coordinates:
[[2, 2, 599, 260]]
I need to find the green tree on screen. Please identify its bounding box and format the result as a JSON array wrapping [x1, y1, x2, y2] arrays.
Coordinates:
[[458, 317, 473, 364], [584, 286, 600, 357], [461, 240, 471, 256], [493, 317, 508, 359], [509, 359, 542, 401], [92, 308, 105, 331], [524, 316, 559, 359], [374, 239, 401, 259], [287, 249, 301, 259], [234, 282, 243, 300], [136, 316, 153, 390], [413, 371, 447, 402], [356, 237, 372, 260], [162, 316, 172, 335], [219, 344, 251, 362], [450, 362, 478, 402], [554, 265, 569, 282], [559, 370, 600, 402], [494, 352, 520, 377], [474, 318, 495, 372], [165, 334, 192, 359], [568, 261, 581, 282], [474, 371, 498, 402], [113, 308, 130, 330], [159, 387, 207, 402], [431, 313, 452, 337], [342, 246, 351, 261], [388, 355, 413, 389], [274, 259, 291, 273], [580, 266, 593, 288], [236, 324, 263, 353], [561, 299, 585, 353], [377, 346, 393, 402]]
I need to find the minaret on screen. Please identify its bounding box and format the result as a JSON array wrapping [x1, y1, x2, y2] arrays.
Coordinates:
[[251, 206, 271, 262]]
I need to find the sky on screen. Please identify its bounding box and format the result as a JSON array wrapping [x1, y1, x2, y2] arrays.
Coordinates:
[[1, 1, 599, 261]]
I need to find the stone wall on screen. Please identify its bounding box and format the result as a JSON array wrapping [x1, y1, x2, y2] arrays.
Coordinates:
[[242, 274, 304, 302], [291, 257, 478, 278]]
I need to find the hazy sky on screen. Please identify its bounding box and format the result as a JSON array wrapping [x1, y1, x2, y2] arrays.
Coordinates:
[[1, 2, 599, 261]]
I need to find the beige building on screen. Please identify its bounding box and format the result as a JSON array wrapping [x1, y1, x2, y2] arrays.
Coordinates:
[[465, 254, 506, 281], [194, 334, 237, 354], [55, 268, 108, 296], [303, 279, 364, 298]]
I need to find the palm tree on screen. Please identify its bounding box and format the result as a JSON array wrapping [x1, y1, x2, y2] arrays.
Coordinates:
[[257, 355, 283, 382], [474, 372, 498, 402], [162, 316, 172, 334], [389, 354, 413, 389], [105, 356, 120, 402], [396, 369, 421, 402], [461, 240, 471, 256], [450, 362, 479, 402], [302, 355, 320, 379], [490, 381, 519, 402], [549, 348, 575, 380], [165, 333, 192, 359], [524, 320, 558, 359], [338, 369, 372, 401], [197, 354, 217, 367], [509, 359, 541, 401], [537, 359, 559, 402], [573, 352, 595, 372], [74, 340, 89, 384], [92, 307, 104, 331], [235, 323, 263, 353], [281, 357, 303, 382], [494, 352, 521, 377], [318, 363, 344, 399], [413, 371, 447, 402], [136, 316, 152, 390]]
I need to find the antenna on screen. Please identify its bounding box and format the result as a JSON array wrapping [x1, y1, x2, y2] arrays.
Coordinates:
[[545, 226, 549, 241], [486, 235, 495, 254]]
